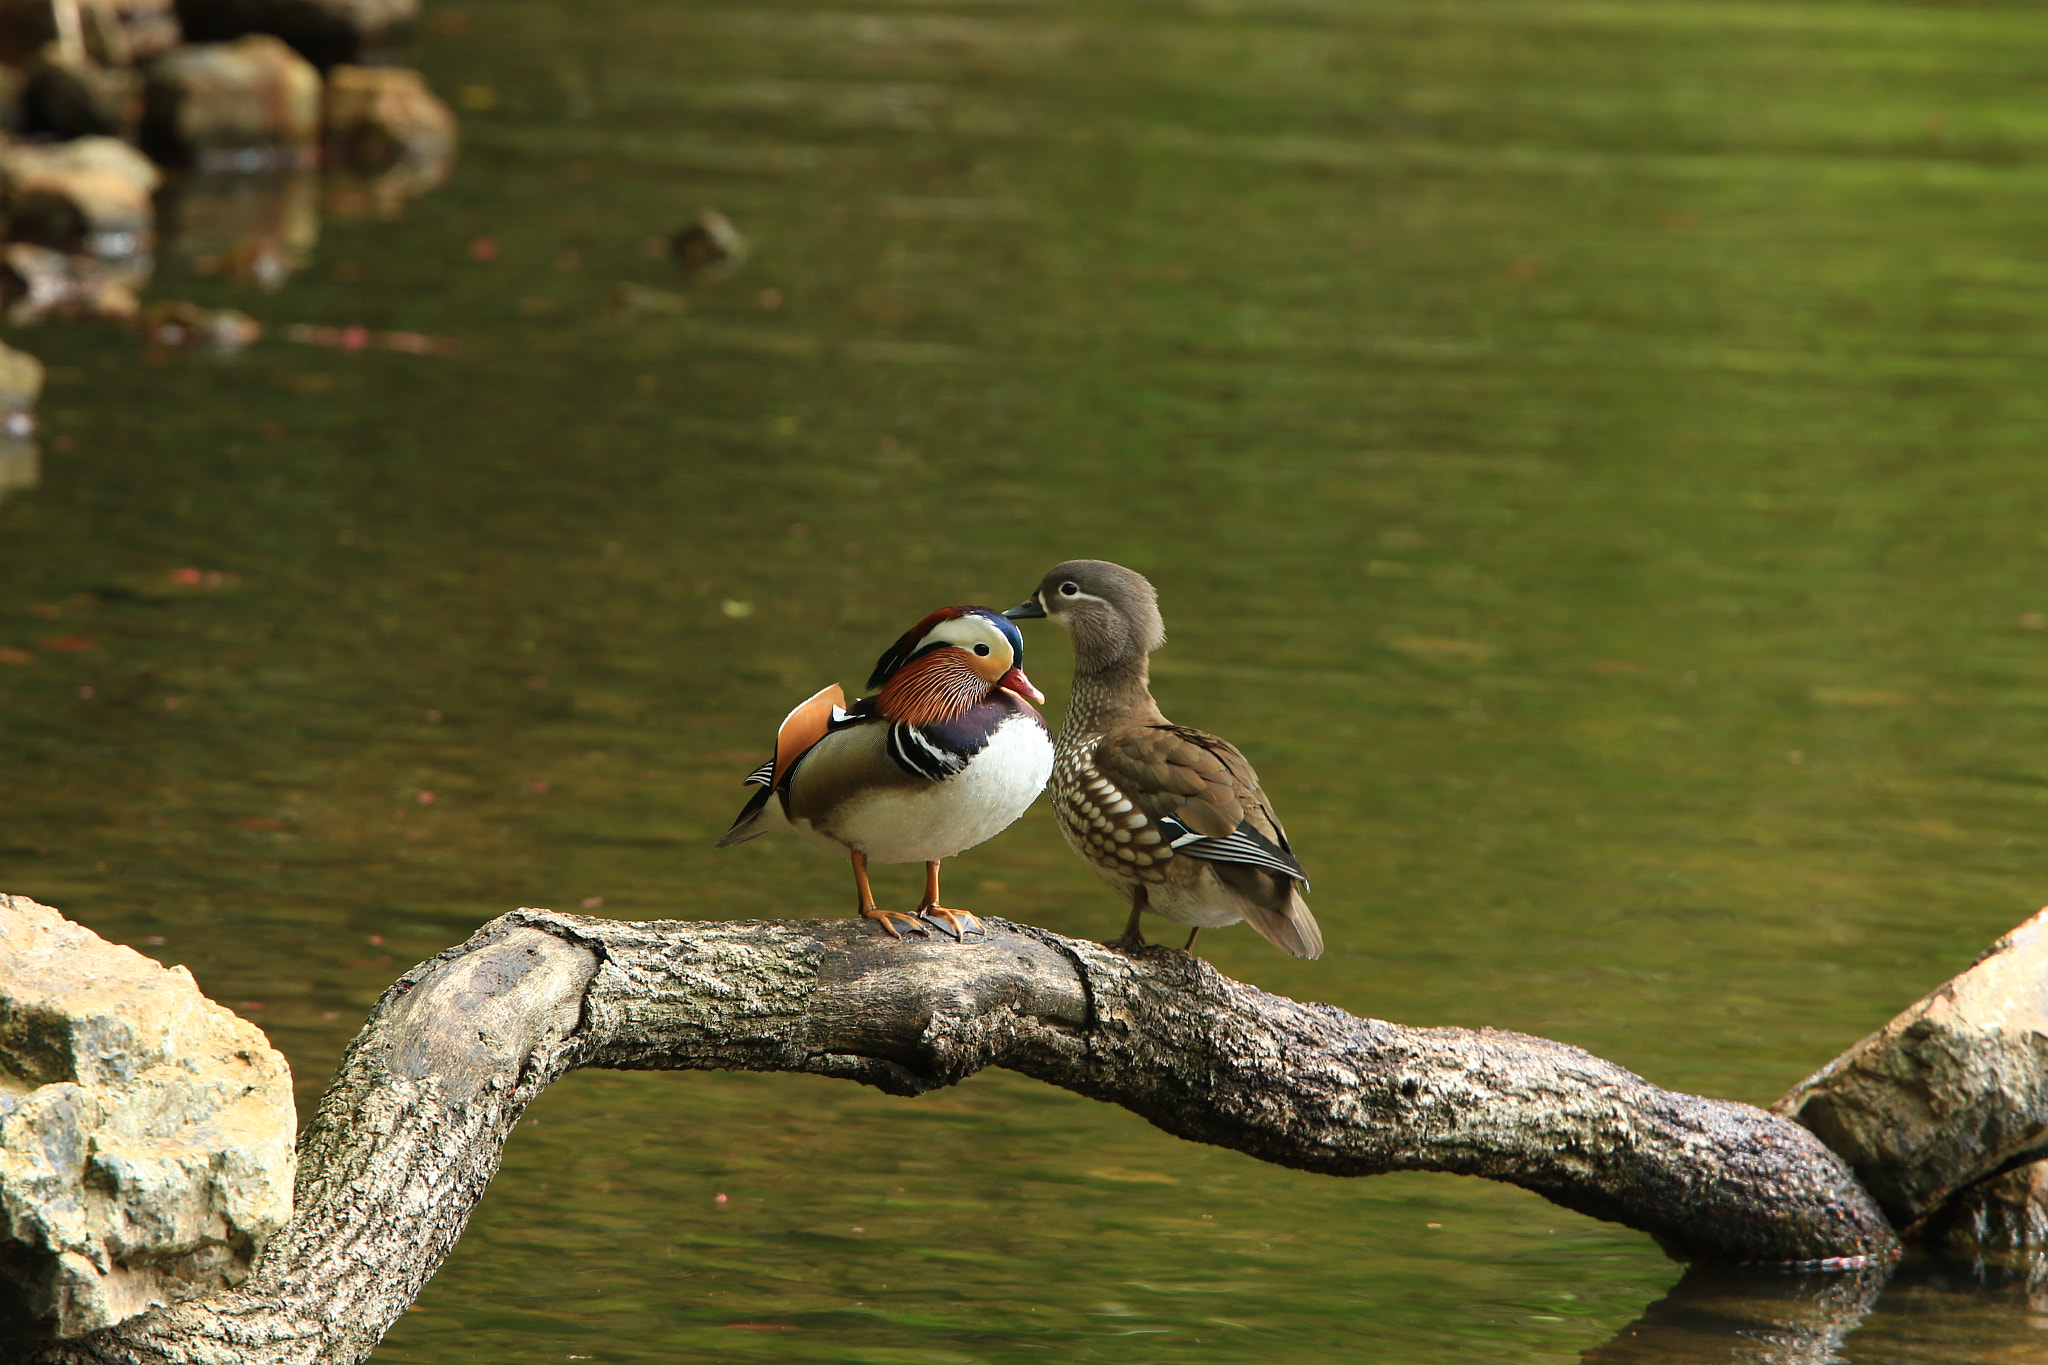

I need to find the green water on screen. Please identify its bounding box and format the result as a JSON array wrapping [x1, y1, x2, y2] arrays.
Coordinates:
[[6, 0, 2048, 1357]]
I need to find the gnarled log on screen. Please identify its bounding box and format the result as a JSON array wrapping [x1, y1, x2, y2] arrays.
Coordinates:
[[11, 908, 1910, 1365]]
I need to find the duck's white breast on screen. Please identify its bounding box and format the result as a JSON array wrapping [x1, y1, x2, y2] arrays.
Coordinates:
[[816, 713, 1052, 864]]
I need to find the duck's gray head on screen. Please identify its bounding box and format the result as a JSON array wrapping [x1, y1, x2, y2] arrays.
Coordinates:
[[1003, 559, 1165, 670]]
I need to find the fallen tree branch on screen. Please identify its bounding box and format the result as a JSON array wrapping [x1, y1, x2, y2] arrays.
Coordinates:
[[20, 911, 1904, 1365]]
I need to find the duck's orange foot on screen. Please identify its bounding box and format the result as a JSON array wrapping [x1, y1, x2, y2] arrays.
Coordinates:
[[862, 907, 931, 939], [916, 906, 982, 941]]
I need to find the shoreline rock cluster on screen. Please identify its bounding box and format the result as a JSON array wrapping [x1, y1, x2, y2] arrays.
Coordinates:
[[0, 0, 459, 511]]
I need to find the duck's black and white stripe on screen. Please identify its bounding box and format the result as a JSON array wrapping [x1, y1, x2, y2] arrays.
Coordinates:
[[888, 722, 968, 781], [1155, 814, 1310, 888]]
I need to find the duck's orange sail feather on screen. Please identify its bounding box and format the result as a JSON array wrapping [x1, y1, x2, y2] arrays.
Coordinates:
[[773, 683, 845, 787]]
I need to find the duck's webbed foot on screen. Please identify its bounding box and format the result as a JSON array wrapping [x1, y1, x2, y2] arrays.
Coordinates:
[[912, 861, 982, 941], [862, 906, 933, 939], [916, 906, 981, 941], [851, 851, 927, 939]]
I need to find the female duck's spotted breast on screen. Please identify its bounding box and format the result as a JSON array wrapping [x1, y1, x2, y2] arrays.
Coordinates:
[[1054, 744, 1174, 885]]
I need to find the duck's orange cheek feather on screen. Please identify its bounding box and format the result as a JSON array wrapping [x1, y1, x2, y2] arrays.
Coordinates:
[[878, 651, 985, 725]]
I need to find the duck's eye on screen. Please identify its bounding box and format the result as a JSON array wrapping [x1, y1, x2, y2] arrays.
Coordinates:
[[1059, 582, 1079, 596], [973, 643, 991, 656]]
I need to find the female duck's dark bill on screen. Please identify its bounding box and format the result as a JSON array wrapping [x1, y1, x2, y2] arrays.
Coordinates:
[[1003, 598, 1046, 620]]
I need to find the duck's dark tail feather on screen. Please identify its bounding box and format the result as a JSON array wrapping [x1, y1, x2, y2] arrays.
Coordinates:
[[714, 784, 777, 848]]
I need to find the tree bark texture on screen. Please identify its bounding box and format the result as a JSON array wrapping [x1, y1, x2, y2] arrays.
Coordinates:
[[15, 910, 1914, 1365]]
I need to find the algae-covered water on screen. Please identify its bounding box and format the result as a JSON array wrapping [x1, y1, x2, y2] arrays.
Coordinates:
[[6, 0, 2048, 1359]]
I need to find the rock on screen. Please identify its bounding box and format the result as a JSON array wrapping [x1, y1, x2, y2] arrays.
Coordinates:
[[0, 0, 175, 75], [1776, 907, 2048, 1228], [0, 241, 143, 320], [0, 894, 295, 1341], [20, 45, 141, 139], [173, 0, 414, 69], [669, 209, 747, 277], [141, 33, 320, 169], [0, 64, 25, 133], [0, 0, 58, 65], [0, 134, 158, 260], [108, 0, 182, 61], [322, 65, 453, 172]]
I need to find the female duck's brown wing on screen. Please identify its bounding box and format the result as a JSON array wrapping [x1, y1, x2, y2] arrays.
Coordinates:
[[1089, 724, 1322, 959], [1092, 724, 1309, 883]]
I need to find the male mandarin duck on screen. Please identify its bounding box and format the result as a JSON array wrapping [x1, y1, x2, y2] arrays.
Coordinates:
[[1004, 560, 1323, 959], [715, 606, 1053, 939]]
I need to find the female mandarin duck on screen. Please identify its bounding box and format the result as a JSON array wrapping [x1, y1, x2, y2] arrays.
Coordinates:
[[716, 606, 1053, 939], [1004, 560, 1323, 959]]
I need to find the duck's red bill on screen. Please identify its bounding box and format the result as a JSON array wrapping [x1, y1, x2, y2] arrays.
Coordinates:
[[999, 667, 1045, 705]]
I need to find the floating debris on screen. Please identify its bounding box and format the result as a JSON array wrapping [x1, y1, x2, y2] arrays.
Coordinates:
[[169, 567, 234, 587], [139, 299, 260, 350], [606, 281, 687, 316], [281, 321, 457, 355]]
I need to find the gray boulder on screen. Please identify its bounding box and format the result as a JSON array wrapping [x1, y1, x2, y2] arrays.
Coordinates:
[[1776, 906, 2048, 1227], [0, 895, 295, 1341]]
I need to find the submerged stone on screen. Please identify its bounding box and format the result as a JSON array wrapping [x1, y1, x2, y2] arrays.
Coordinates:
[[670, 209, 747, 278], [0, 895, 295, 1341]]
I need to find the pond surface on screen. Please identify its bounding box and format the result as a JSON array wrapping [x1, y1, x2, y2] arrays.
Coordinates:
[[5, 0, 2048, 1359]]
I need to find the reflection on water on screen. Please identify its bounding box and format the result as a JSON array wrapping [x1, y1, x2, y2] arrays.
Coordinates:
[[1585, 1262, 1890, 1364], [0, 437, 34, 505], [5, 0, 2048, 1359], [158, 171, 319, 290], [1589, 1255, 2048, 1364]]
